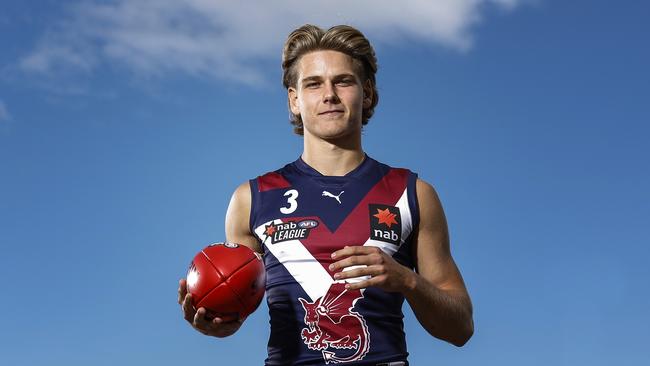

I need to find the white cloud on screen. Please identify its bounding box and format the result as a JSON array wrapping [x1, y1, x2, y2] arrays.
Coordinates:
[[0, 100, 10, 122], [19, 0, 521, 85]]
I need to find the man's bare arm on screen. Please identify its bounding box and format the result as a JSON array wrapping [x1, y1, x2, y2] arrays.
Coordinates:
[[225, 181, 261, 252], [403, 179, 473, 346]]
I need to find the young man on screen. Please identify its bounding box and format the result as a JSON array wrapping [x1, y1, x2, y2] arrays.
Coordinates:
[[178, 24, 474, 365]]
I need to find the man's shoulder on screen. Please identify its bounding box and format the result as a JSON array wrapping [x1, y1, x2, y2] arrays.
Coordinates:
[[231, 159, 295, 200], [249, 160, 297, 193], [253, 160, 296, 178], [370, 156, 415, 171], [369, 157, 418, 181]]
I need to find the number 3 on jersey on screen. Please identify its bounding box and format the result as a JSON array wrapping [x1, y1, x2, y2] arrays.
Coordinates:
[[280, 189, 298, 214]]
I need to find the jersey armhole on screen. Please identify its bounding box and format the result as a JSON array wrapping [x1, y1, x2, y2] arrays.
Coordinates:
[[248, 178, 260, 239], [407, 171, 420, 232], [398, 171, 420, 271]]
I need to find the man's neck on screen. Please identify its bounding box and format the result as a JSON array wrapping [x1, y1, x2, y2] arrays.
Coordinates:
[[301, 134, 365, 177]]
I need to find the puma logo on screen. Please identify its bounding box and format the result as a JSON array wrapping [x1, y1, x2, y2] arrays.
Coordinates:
[[322, 190, 344, 204]]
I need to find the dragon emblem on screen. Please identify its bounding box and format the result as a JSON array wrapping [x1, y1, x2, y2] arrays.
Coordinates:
[[298, 283, 370, 364]]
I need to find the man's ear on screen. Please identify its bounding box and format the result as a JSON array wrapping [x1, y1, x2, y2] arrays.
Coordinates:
[[362, 79, 373, 109], [288, 87, 301, 115]]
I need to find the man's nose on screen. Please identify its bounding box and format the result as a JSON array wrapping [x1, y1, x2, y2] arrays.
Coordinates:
[[323, 81, 340, 103]]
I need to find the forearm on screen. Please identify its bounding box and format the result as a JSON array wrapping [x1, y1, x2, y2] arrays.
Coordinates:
[[403, 271, 474, 347]]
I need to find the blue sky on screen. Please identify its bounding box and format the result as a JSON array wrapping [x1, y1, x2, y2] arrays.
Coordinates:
[[1, 1, 648, 365]]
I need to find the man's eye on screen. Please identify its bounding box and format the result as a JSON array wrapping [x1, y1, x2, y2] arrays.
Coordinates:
[[305, 82, 320, 88], [337, 79, 353, 86]]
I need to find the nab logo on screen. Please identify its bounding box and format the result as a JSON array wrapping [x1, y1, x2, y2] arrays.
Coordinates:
[[369, 204, 401, 245]]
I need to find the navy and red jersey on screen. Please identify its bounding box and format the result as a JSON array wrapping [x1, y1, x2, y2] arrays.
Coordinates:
[[249, 155, 420, 366]]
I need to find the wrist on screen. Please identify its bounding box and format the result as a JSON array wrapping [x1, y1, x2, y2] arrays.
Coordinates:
[[402, 269, 418, 296]]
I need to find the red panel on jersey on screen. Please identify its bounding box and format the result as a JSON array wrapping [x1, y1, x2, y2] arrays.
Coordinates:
[[258, 172, 291, 192]]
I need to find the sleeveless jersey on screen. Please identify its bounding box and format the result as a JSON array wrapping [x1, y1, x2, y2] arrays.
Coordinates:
[[249, 155, 420, 365]]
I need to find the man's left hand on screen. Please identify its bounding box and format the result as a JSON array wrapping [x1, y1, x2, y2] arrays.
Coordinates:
[[329, 246, 416, 292]]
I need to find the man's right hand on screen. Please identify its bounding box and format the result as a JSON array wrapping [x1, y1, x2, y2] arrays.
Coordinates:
[[178, 278, 243, 338]]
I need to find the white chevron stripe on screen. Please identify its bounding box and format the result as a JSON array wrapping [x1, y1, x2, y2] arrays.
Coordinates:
[[255, 219, 333, 301]]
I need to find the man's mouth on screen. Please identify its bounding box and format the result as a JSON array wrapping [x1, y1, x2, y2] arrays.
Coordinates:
[[319, 110, 344, 115]]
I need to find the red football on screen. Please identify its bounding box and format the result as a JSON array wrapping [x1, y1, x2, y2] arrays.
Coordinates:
[[186, 242, 265, 322]]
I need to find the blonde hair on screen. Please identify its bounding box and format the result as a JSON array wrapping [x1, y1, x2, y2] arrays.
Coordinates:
[[282, 24, 379, 135]]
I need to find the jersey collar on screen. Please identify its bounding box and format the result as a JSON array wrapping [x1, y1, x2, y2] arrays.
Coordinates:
[[294, 153, 373, 180]]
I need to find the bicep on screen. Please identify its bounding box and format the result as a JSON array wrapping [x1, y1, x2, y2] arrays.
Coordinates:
[[225, 181, 262, 253], [413, 179, 468, 293]]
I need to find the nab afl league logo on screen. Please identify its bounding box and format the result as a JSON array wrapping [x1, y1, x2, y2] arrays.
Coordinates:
[[263, 219, 319, 244], [223, 242, 239, 248], [369, 204, 401, 245]]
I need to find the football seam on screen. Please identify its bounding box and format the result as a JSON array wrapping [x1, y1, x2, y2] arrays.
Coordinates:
[[225, 263, 257, 314], [199, 251, 259, 315], [195, 280, 245, 317], [200, 249, 256, 280]]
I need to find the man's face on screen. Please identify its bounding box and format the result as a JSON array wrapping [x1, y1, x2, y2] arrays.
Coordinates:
[[289, 50, 372, 141]]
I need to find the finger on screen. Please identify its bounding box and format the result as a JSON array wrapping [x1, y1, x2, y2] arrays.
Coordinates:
[[343, 275, 384, 291], [330, 253, 380, 271], [331, 245, 384, 262], [193, 307, 211, 329], [212, 316, 245, 325], [331, 245, 368, 259], [211, 316, 244, 327], [209, 317, 244, 338], [330, 256, 362, 271], [182, 294, 196, 322], [334, 265, 385, 280], [178, 279, 188, 304], [192, 308, 210, 335]]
